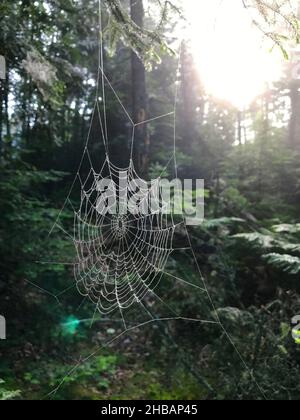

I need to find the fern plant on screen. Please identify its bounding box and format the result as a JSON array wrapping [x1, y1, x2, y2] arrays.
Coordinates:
[[262, 253, 300, 275], [232, 223, 300, 276]]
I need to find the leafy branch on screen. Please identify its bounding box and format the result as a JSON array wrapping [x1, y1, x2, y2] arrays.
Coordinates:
[[104, 0, 180, 65], [242, 0, 300, 58]]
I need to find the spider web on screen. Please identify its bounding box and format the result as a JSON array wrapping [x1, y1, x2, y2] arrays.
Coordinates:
[[74, 156, 177, 317], [27, 0, 267, 400]]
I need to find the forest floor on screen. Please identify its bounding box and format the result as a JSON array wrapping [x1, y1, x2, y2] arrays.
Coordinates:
[[0, 284, 208, 400]]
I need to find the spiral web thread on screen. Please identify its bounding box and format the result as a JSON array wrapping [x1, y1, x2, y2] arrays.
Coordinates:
[[74, 156, 177, 316], [27, 0, 267, 399]]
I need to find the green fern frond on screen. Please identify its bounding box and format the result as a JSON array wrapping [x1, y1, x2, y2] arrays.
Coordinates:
[[272, 224, 300, 234], [275, 242, 300, 254], [232, 232, 300, 255], [262, 253, 300, 275], [232, 233, 274, 249], [0, 380, 21, 400], [202, 217, 245, 229]]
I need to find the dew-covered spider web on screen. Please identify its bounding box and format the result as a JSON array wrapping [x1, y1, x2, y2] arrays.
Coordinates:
[[28, 0, 267, 399], [73, 156, 177, 316]]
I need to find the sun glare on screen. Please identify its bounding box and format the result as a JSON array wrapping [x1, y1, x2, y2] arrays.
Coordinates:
[[184, 0, 284, 109]]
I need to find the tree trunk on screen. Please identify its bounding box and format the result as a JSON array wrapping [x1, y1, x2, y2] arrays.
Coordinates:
[[130, 0, 149, 175], [4, 65, 11, 158], [237, 111, 242, 146], [288, 3, 300, 148], [181, 43, 197, 155], [0, 80, 3, 159], [288, 79, 300, 148]]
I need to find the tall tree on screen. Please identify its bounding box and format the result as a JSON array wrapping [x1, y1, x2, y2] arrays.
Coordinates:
[[130, 0, 149, 175], [288, 62, 300, 148], [0, 69, 3, 157], [181, 43, 199, 155], [286, 3, 300, 148]]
